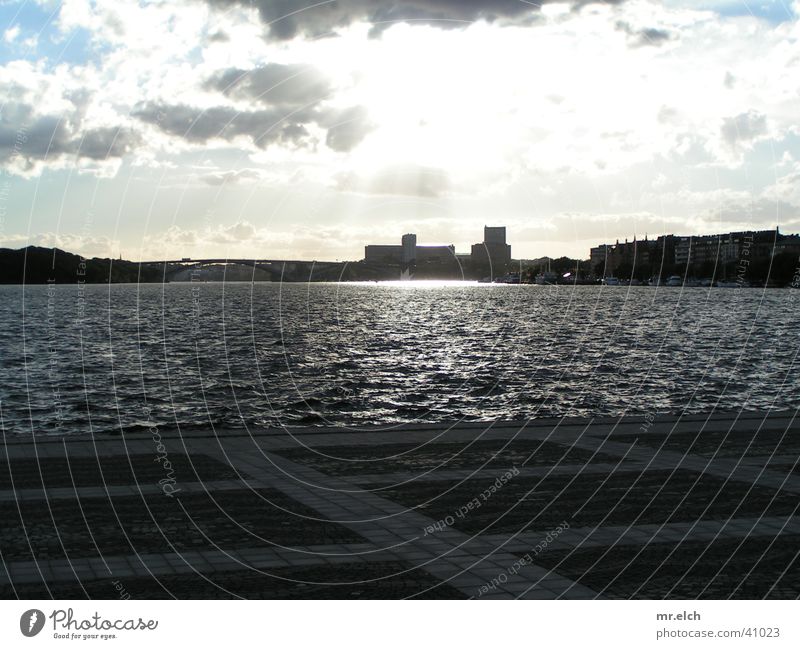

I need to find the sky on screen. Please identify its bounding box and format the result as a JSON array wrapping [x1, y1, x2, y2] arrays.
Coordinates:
[[0, 0, 798, 262]]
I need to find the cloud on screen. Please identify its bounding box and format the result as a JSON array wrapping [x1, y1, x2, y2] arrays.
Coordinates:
[[0, 102, 139, 174], [335, 164, 451, 197], [615, 20, 672, 47], [3, 25, 20, 43], [199, 168, 266, 185], [321, 105, 375, 152], [75, 127, 142, 160], [720, 110, 768, 148], [205, 0, 544, 40], [765, 164, 800, 208], [132, 101, 316, 148], [133, 100, 373, 152], [207, 29, 229, 43], [209, 221, 260, 243], [204, 63, 332, 105]]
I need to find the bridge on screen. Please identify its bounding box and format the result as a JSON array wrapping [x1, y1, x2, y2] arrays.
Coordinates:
[[138, 258, 396, 282]]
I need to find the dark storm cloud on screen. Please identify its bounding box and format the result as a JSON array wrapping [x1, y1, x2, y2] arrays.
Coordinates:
[[0, 103, 139, 168], [133, 100, 373, 152], [205, 63, 331, 105], [615, 21, 672, 47], [205, 0, 546, 40]]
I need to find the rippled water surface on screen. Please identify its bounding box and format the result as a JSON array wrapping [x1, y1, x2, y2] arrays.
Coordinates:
[[1, 282, 798, 436]]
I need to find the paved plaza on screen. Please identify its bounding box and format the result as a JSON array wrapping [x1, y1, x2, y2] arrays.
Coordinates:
[[1, 411, 799, 599]]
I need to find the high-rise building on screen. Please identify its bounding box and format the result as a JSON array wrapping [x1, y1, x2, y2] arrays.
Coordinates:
[[401, 233, 417, 265], [483, 226, 507, 246], [470, 226, 511, 276]]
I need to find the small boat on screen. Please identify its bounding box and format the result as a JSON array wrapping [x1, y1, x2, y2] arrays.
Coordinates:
[[716, 280, 740, 288], [602, 277, 620, 286], [648, 277, 661, 286], [665, 275, 682, 287]]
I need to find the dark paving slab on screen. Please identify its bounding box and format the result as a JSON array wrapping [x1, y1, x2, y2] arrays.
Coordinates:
[[749, 461, 800, 477], [612, 429, 800, 459], [0, 453, 239, 489], [272, 439, 621, 476], [0, 488, 363, 561], [1, 411, 798, 599], [531, 535, 800, 599], [370, 469, 799, 535], [0, 561, 466, 599]]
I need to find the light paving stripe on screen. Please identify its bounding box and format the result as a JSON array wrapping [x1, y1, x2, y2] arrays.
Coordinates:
[[341, 461, 677, 486], [197, 438, 598, 600]]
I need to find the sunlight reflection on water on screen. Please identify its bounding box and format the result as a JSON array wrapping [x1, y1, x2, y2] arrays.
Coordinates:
[[0, 282, 797, 436]]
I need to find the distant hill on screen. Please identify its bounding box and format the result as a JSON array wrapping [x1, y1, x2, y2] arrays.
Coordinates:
[[0, 246, 167, 284]]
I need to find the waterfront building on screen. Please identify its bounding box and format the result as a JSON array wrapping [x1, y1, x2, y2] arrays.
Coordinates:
[[364, 226, 510, 279], [589, 227, 800, 283], [364, 236, 456, 266], [401, 233, 417, 265], [364, 244, 403, 264], [470, 226, 511, 276]]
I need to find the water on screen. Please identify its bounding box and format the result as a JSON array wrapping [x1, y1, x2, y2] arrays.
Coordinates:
[[0, 281, 798, 437]]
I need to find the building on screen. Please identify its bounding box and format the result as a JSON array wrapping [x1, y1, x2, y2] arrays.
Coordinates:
[[364, 244, 402, 264], [483, 226, 507, 246], [589, 227, 799, 281], [470, 226, 511, 275], [416, 244, 455, 263], [401, 233, 416, 265], [364, 237, 454, 266], [590, 235, 675, 278], [673, 230, 786, 268], [365, 226, 510, 279]]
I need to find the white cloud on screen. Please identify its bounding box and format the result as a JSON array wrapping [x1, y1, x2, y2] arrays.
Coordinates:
[[0, 0, 797, 259], [3, 25, 20, 43]]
